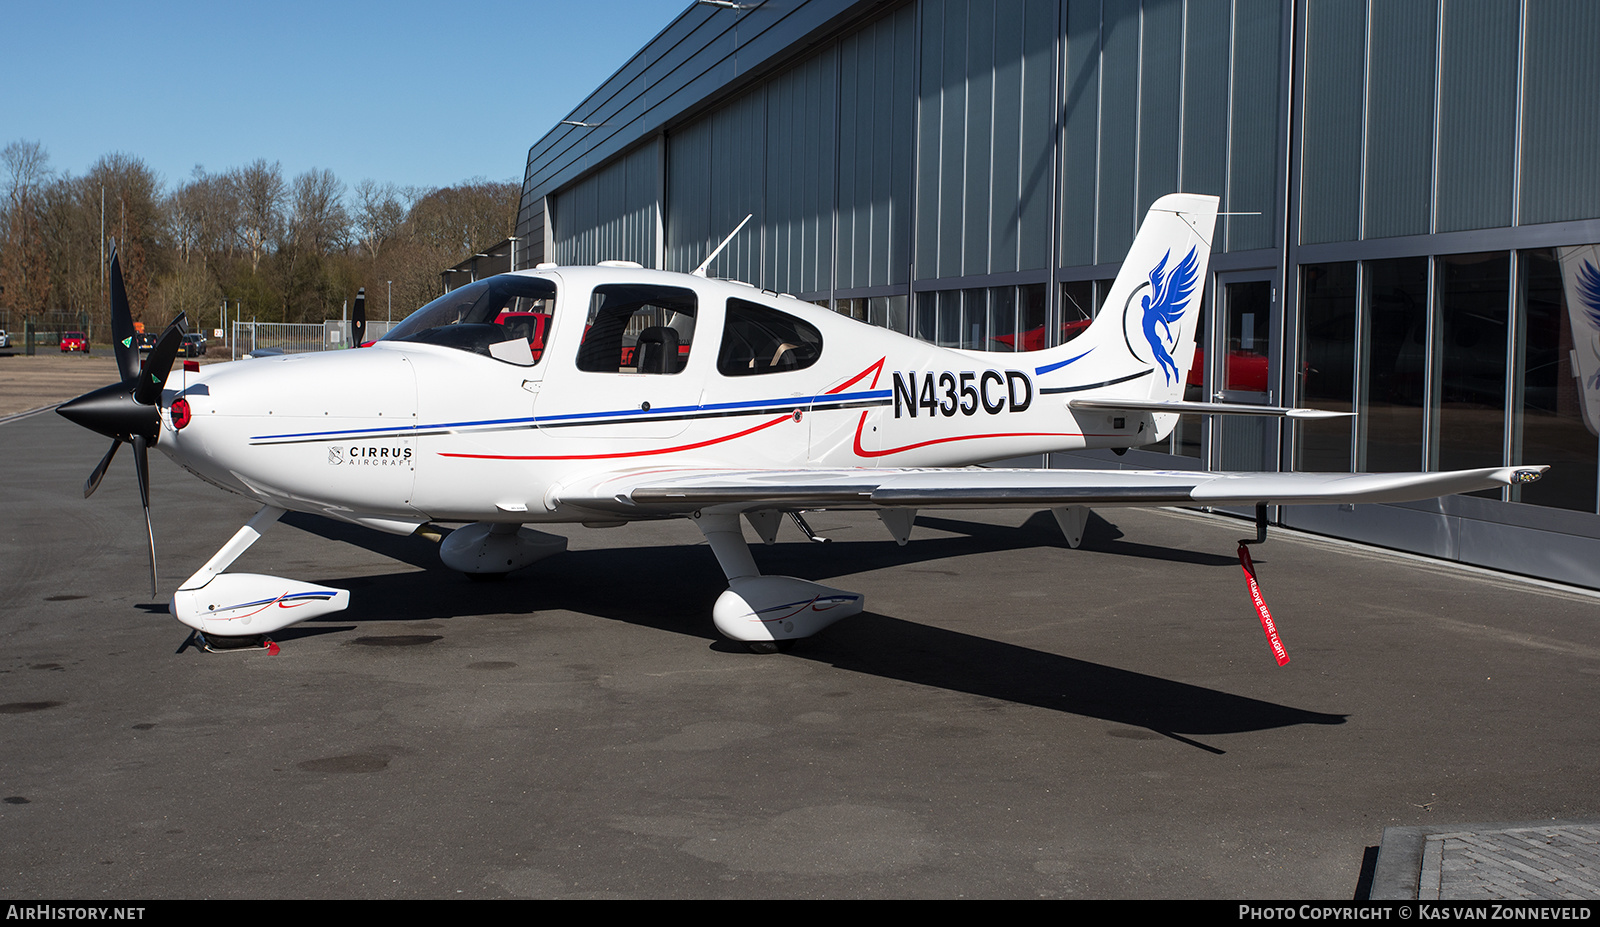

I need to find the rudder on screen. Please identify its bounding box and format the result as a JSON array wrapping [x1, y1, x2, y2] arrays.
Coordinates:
[[1036, 194, 1219, 404]]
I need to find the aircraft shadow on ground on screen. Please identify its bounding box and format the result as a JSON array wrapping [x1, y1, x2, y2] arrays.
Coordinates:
[[272, 511, 1339, 747]]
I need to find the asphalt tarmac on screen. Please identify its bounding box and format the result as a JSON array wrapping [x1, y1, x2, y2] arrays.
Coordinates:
[[4, 407, 1600, 899]]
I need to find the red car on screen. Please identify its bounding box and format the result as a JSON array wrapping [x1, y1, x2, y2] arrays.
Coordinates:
[[60, 332, 88, 353]]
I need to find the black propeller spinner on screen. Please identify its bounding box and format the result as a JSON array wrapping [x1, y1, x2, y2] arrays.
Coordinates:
[[56, 247, 188, 596]]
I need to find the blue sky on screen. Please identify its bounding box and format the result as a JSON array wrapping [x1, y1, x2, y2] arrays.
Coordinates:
[[0, 1, 682, 192]]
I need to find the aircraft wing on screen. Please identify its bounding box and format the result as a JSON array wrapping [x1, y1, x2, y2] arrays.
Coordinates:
[[554, 464, 1547, 516]]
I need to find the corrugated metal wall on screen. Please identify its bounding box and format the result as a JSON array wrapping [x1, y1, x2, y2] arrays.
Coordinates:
[[836, 6, 915, 290], [543, 0, 1289, 296], [552, 140, 660, 266], [1296, 0, 1600, 243]]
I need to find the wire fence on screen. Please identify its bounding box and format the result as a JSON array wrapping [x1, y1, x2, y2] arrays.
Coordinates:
[[0, 311, 95, 346], [230, 320, 396, 359]]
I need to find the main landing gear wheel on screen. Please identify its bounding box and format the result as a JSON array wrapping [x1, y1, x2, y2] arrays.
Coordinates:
[[694, 513, 865, 652], [196, 631, 272, 653]]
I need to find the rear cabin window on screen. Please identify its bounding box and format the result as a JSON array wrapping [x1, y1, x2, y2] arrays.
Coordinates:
[[576, 285, 697, 374], [717, 298, 823, 376]]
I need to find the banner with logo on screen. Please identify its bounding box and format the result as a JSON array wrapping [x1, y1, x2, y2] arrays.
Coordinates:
[[1558, 245, 1600, 437]]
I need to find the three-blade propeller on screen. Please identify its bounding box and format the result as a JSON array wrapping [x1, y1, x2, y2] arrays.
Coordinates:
[[56, 247, 187, 596]]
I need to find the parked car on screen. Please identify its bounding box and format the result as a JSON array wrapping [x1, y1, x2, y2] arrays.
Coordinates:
[[135, 332, 157, 354], [0, 329, 10, 348], [180, 334, 208, 357], [60, 332, 88, 353]]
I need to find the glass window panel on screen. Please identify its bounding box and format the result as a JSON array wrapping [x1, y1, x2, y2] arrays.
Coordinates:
[[1296, 262, 1357, 472], [1093, 279, 1115, 314], [718, 298, 824, 377], [836, 298, 869, 322], [578, 285, 696, 374], [1021, 283, 1046, 349], [1172, 413, 1204, 458], [1224, 280, 1272, 393], [915, 291, 938, 342], [1434, 253, 1509, 484], [959, 288, 988, 349], [1060, 281, 1094, 346], [1515, 249, 1599, 511], [987, 285, 1019, 351], [928, 288, 960, 345], [384, 275, 558, 368], [882, 295, 910, 334], [1361, 258, 1429, 471]]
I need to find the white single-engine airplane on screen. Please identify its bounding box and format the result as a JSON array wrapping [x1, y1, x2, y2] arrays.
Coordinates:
[[60, 194, 1544, 653]]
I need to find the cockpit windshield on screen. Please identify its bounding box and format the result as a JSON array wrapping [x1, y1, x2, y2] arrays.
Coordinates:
[[382, 275, 557, 366]]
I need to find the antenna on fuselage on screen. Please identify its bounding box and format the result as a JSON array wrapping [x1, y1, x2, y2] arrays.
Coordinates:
[[691, 214, 753, 277]]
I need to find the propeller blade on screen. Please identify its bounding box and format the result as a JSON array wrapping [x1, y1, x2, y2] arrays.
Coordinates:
[[134, 314, 187, 407], [85, 438, 123, 498], [352, 287, 367, 346], [109, 246, 141, 385], [132, 434, 157, 597]]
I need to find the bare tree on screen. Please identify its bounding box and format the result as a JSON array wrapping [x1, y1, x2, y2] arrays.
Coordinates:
[[352, 179, 405, 260], [1, 140, 51, 200], [167, 169, 205, 266], [167, 165, 240, 266], [39, 173, 99, 324], [231, 159, 285, 273], [87, 153, 165, 327], [150, 257, 221, 330], [287, 168, 348, 255], [404, 178, 519, 256], [0, 140, 54, 317]]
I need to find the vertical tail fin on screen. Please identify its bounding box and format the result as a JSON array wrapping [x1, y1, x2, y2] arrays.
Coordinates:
[[1034, 194, 1218, 408]]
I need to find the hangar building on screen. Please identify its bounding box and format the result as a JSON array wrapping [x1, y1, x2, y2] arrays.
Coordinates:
[[516, 0, 1600, 588]]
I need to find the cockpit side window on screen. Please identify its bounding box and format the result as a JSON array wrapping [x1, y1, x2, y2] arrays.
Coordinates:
[[381, 275, 556, 367], [576, 285, 697, 374], [717, 298, 823, 376]]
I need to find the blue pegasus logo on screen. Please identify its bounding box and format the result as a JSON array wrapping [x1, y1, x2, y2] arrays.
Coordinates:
[[1130, 247, 1200, 386], [1578, 260, 1600, 332], [1575, 259, 1600, 390]]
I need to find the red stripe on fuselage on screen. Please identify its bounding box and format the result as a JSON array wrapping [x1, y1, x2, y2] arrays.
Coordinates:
[[437, 413, 792, 461]]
